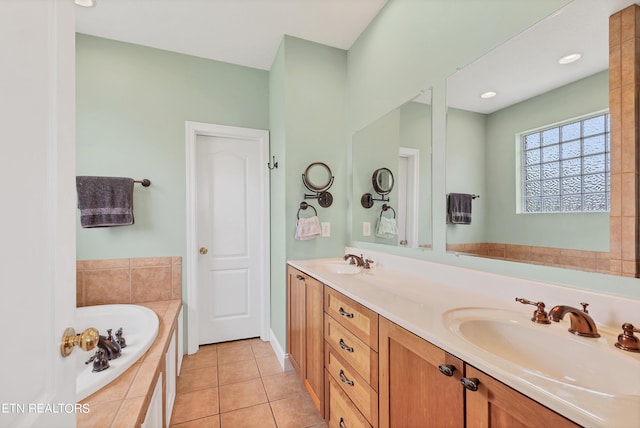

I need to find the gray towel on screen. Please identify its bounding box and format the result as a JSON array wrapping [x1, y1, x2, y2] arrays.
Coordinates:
[[76, 176, 134, 227], [447, 193, 472, 224]]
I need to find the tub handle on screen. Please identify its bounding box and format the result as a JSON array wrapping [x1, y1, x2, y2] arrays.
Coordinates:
[[61, 327, 99, 357]]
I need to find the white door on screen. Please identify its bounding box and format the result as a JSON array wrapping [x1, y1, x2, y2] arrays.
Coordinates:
[[196, 134, 266, 344], [0, 1, 77, 427]]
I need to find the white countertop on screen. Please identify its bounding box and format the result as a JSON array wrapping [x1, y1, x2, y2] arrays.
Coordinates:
[[288, 249, 640, 428]]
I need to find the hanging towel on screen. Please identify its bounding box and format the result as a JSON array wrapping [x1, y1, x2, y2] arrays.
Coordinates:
[[447, 193, 473, 224], [376, 216, 398, 239], [295, 216, 321, 240], [76, 176, 135, 228]]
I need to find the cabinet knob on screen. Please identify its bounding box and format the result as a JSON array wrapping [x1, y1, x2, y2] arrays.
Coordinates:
[[438, 364, 456, 377], [199, 247, 208, 255], [295, 274, 305, 281], [461, 377, 480, 391]]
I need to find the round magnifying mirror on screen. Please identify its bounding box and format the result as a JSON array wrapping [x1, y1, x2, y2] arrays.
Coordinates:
[[372, 168, 394, 195], [303, 162, 333, 192]]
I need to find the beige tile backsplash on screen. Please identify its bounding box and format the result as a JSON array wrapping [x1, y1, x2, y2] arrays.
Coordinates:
[[76, 256, 182, 306]]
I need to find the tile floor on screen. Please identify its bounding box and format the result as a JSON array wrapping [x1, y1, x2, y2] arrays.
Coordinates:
[[170, 338, 327, 428]]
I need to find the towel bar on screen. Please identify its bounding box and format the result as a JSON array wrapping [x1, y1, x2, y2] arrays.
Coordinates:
[[134, 179, 151, 187]]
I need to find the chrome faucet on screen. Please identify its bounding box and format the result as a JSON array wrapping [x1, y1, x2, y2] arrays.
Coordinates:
[[548, 303, 600, 338], [344, 253, 373, 269]]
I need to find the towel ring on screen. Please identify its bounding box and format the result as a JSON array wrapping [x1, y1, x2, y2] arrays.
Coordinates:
[[297, 202, 318, 219], [380, 204, 396, 220]]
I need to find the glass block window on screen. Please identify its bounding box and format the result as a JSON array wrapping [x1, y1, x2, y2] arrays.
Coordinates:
[[522, 113, 610, 213]]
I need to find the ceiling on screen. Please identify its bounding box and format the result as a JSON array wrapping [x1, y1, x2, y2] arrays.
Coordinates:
[[447, 0, 638, 114], [75, 0, 388, 71]]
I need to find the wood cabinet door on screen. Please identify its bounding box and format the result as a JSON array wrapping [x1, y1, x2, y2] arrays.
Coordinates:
[[305, 274, 325, 413], [379, 317, 464, 428], [287, 267, 306, 377], [465, 366, 580, 428]]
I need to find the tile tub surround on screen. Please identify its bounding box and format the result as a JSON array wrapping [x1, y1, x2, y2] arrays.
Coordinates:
[[77, 256, 182, 306], [77, 299, 182, 427], [290, 248, 640, 428]]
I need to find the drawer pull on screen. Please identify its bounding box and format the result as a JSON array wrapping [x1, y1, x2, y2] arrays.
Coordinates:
[[339, 369, 355, 386], [339, 338, 354, 352], [295, 274, 305, 281], [339, 417, 347, 428], [438, 364, 456, 377], [461, 377, 480, 392], [338, 307, 354, 318]]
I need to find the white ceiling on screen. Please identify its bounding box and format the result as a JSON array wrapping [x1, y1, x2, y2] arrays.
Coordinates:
[[75, 0, 388, 71], [447, 0, 638, 114]]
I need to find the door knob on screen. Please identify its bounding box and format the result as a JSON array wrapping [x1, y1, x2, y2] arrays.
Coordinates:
[[61, 327, 99, 357], [199, 247, 208, 255]]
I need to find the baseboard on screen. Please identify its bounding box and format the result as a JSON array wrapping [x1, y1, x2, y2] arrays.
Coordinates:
[[269, 328, 293, 371]]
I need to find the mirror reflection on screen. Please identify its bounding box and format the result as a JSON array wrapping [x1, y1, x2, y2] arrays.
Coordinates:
[[352, 91, 432, 248], [445, 0, 628, 271], [373, 168, 394, 194]]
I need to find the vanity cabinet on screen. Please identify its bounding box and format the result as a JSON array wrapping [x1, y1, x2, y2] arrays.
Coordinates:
[[465, 366, 580, 428], [324, 286, 379, 428], [379, 316, 579, 428], [379, 316, 464, 427], [287, 266, 324, 412]]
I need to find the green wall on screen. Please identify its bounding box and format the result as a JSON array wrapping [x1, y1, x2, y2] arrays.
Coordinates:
[[269, 36, 349, 346], [76, 34, 269, 284]]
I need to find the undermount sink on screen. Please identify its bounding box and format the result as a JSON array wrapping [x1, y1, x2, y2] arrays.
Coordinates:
[[321, 262, 362, 275], [443, 307, 640, 397]]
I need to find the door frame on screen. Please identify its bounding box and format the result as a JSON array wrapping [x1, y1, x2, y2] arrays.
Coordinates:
[[185, 121, 270, 354], [399, 147, 420, 248]]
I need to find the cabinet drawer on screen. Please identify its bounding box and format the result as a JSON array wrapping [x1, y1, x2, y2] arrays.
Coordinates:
[[326, 371, 372, 428], [326, 344, 378, 427], [325, 315, 378, 389], [325, 287, 378, 351]]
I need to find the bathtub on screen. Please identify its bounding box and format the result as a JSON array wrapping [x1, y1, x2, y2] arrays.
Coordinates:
[[75, 304, 159, 401]]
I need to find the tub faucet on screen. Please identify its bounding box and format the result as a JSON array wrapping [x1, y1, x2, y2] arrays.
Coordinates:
[[344, 253, 373, 269], [549, 303, 600, 338], [98, 329, 122, 360]]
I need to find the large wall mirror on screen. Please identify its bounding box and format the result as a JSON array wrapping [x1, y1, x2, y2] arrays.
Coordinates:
[[352, 91, 432, 248], [445, 0, 633, 273]]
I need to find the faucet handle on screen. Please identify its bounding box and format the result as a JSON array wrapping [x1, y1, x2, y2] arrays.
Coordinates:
[[515, 297, 551, 324], [615, 323, 640, 353], [580, 302, 590, 313]]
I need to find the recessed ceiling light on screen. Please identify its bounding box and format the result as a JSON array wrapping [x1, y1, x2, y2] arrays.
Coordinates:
[[558, 53, 582, 65], [74, 0, 96, 7], [480, 91, 497, 99]]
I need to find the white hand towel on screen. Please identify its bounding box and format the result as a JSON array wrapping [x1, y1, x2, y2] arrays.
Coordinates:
[[376, 216, 398, 239], [295, 216, 321, 240]]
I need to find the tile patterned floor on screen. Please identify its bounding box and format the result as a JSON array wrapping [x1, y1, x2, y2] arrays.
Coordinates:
[[170, 338, 327, 428]]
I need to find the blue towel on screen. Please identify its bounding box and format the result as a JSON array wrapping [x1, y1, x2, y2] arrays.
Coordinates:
[[76, 176, 134, 227]]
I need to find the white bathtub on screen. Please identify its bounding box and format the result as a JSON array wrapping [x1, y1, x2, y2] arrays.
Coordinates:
[[75, 304, 159, 401]]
